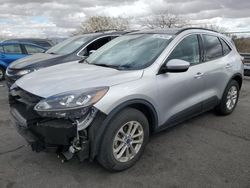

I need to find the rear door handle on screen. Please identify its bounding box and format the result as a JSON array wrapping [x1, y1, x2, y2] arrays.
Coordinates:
[[194, 72, 204, 79]]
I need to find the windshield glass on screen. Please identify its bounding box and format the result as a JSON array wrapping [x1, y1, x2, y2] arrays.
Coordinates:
[[46, 35, 92, 55], [87, 34, 173, 70]]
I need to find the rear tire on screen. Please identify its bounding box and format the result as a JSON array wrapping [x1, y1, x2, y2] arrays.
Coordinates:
[[97, 108, 149, 172], [0, 67, 5, 81], [215, 80, 239, 115]]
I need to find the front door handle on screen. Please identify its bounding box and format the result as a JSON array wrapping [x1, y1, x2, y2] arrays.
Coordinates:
[[225, 63, 232, 69], [194, 72, 204, 79]]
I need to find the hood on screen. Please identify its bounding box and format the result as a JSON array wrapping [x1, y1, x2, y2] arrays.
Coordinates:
[[9, 53, 64, 69], [16, 62, 143, 98]]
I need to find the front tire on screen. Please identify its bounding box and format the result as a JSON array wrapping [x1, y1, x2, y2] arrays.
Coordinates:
[[97, 108, 149, 172], [215, 80, 240, 115]]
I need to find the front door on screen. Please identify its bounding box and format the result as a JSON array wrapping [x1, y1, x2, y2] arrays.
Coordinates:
[[156, 34, 206, 127]]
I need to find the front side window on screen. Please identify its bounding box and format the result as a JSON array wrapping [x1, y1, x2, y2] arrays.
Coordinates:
[[87, 34, 173, 70], [24, 45, 45, 54], [203, 35, 223, 61], [167, 35, 200, 65], [3, 44, 22, 54]]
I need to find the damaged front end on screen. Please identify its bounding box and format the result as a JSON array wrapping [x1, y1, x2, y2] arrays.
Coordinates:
[[9, 85, 108, 162]]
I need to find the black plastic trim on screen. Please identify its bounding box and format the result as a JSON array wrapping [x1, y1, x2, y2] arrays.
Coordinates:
[[156, 96, 219, 132], [88, 99, 158, 160]]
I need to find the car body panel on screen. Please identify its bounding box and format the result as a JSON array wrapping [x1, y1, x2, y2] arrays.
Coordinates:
[[16, 61, 144, 98], [8, 53, 69, 69]]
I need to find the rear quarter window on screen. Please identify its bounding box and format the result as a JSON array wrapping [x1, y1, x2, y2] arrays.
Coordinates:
[[220, 39, 232, 55]]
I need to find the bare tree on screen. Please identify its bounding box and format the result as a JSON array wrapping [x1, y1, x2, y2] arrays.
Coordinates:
[[201, 24, 227, 33], [75, 16, 129, 34], [142, 11, 188, 29]]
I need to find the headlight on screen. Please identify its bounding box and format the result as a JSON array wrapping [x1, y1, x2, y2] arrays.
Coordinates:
[[16, 69, 32, 76], [34, 87, 109, 112]]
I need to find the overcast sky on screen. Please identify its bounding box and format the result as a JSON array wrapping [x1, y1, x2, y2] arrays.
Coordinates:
[[0, 0, 250, 38]]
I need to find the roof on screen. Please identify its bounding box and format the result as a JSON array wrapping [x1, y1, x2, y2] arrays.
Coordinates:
[[129, 27, 219, 35], [0, 41, 47, 49], [3, 38, 52, 42], [76, 31, 128, 38]]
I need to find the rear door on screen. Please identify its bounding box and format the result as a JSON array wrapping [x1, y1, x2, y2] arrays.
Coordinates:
[[199, 34, 233, 109], [1, 44, 26, 65]]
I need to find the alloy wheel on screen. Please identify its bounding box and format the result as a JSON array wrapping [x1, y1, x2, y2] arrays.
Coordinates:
[[226, 85, 238, 110], [112, 121, 144, 163]]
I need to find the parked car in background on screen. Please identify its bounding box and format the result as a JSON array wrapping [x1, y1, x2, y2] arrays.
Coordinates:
[[5, 31, 127, 87], [3, 38, 54, 50], [9, 28, 243, 171], [0, 42, 46, 81]]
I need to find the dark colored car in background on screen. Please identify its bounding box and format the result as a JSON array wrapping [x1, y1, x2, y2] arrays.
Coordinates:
[[5, 31, 127, 87], [0, 42, 46, 81], [3, 38, 54, 50]]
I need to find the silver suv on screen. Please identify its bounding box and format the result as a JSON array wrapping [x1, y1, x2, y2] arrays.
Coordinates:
[[9, 28, 244, 171]]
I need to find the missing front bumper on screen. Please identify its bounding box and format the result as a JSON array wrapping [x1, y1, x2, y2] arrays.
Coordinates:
[[10, 107, 77, 151]]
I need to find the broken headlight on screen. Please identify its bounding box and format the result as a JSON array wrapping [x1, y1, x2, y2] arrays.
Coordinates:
[[34, 87, 108, 118]]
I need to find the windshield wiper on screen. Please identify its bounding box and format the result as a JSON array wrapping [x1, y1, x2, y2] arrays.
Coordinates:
[[47, 52, 57, 55], [91, 63, 120, 69], [117, 64, 133, 70]]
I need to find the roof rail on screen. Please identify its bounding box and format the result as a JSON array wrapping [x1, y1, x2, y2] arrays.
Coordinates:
[[176, 27, 219, 35], [94, 29, 119, 33]]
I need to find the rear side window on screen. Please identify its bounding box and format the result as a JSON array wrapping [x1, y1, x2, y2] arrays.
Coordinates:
[[3, 44, 22, 54], [167, 35, 200, 65], [203, 35, 223, 61], [24, 45, 45, 54], [220, 39, 231, 55]]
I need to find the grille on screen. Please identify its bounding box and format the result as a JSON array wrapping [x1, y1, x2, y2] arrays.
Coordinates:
[[9, 87, 43, 122]]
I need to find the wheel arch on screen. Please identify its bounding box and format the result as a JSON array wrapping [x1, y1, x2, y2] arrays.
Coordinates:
[[0, 60, 7, 69], [231, 73, 243, 89], [88, 99, 158, 160]]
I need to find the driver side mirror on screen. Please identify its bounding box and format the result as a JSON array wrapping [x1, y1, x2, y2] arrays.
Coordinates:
[[161, 59, 190, 73]]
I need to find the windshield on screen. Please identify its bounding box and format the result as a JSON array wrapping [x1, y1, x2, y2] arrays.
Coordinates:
[[87, 34, 173, 70], [46, 35, 92, 55]]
